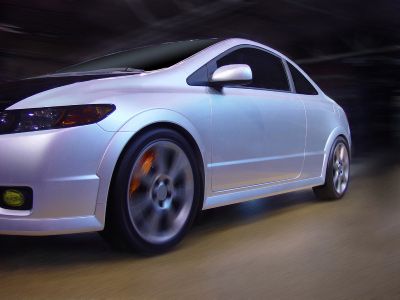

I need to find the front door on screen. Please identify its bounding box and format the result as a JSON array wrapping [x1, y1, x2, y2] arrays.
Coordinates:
[[210, 46, 306, 191]]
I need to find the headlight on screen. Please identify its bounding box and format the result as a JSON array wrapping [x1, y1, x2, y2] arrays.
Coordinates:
[[0, 104, 115, 134]]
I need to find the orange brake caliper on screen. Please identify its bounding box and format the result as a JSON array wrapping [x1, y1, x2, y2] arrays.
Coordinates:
[[129, 150, 155, 196]]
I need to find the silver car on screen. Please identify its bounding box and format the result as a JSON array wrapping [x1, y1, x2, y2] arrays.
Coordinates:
[[0, 38, 351, 254]]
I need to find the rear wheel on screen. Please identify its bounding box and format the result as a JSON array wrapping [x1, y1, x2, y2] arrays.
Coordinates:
[[103, 128, 202, 254], [313, 137, 350, 200]]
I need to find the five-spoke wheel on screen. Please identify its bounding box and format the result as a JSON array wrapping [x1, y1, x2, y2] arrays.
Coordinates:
[[332, 142, 350, 195], [127, 141, 194, 244], [103, 128, 201, 254]]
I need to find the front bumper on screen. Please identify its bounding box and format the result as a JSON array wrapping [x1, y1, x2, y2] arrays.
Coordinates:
[[0, 124, 114, 235], [0, 214, 104, 236]]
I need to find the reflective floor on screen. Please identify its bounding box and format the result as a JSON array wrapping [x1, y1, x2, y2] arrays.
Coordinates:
[[0, 161, 399, 299]]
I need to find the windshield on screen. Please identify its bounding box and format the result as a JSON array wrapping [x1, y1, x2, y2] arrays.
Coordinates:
[[56, 39, 219, 74]]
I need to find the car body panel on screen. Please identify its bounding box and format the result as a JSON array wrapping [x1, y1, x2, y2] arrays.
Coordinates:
[[210, 87, 306, 191], [0, 38, 351, 235], [0, 124, 113, 218]]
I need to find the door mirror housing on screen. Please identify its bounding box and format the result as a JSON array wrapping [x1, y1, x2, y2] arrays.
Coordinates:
[[209, 64, 252, 87]]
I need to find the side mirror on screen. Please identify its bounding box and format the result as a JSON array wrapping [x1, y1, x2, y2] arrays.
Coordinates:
[[209, 64, 252, 87]]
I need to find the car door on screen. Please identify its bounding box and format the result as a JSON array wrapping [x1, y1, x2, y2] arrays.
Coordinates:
[[209, 46, 306, 191]]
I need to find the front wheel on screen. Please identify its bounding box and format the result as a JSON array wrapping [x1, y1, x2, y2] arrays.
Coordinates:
[[102, 128, 202, 254], [313, 136, 350, 200]]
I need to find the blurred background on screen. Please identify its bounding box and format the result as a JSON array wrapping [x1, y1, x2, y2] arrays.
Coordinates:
[[1, 0, 399, 158], [0, 1, 399, 299]]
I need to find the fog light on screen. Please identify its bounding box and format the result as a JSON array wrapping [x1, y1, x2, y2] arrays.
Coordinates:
[[3, 189, 25, 207], [0, 187, 32, 210]]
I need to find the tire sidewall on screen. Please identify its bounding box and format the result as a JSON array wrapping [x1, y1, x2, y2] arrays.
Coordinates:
[[109, 128, 202, 254], [326, 136, 351, 199]]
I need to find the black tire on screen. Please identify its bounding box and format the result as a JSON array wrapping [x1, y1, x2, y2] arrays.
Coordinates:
[[313, 136, 350, 200], [102, 128, 202, 255]]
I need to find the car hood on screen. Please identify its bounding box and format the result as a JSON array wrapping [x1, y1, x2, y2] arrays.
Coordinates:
[[0, 72, 138, 111]]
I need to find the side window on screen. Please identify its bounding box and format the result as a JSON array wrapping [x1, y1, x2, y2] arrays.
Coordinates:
[[288, 63, 318, 95], [215, 47, 290, 91]]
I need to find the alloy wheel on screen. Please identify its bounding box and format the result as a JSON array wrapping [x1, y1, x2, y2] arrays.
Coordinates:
[[126, 140, 194, 244], [332, 142, 349, 195]]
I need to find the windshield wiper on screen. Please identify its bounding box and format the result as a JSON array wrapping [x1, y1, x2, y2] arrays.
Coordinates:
[[66, 67, 145, 74], [34, 67, 144, 78]]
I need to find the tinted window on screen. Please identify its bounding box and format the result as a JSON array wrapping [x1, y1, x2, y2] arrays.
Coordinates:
[[216, 47, 289, 91], [56, 39, 218, 73], [288, 63, 318, 95]]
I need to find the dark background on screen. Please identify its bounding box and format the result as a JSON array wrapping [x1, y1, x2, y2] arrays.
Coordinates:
[[1, 2, 399, 298], [1, 0, 399, 158]]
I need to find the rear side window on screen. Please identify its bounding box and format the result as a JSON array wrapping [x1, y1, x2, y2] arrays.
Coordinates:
[[288, 63, 318, 95], [216, 47, 290, 91]]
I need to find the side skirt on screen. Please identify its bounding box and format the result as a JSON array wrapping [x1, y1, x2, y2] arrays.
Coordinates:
[[203, 177, 324, 210]]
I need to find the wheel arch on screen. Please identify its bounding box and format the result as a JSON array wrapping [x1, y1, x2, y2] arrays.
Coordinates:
[[95, 112, 208, 228], [116, 121, 205, 181], [321, 127, 351, 182]]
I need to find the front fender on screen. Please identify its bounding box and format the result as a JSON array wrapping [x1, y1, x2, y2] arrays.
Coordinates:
[[93, 109, 208, 226], [118, 108, 206, 155]]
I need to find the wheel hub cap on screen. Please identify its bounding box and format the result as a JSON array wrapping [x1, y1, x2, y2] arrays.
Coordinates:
[[152, 178, 173, 209], [155, 182, 168, 202]]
